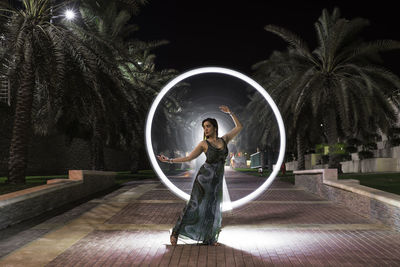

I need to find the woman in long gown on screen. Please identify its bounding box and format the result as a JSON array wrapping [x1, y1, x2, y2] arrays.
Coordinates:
[[157, 105, 242, 246]]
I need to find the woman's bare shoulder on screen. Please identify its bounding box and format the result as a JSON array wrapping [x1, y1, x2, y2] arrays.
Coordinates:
[[199, 140, 207, 150], [197, 140, 206, 146]]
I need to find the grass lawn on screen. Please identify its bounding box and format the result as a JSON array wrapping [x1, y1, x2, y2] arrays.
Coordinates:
[[339, 172, 400, 196], [234, 168, 400, 195], [113, 170, 157, 185], [0, 174, 69, 195], [0, 170, 158, 196]]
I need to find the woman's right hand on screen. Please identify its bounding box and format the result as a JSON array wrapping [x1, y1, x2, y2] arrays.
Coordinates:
[[157, 154, 169, 163], [219, 105, 231, 114]]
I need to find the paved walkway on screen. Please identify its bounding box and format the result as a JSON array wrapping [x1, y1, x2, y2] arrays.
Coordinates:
[[1, 167, 400, 266]]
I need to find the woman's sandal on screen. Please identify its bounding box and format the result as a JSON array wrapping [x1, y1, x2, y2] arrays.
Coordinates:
[[212, 242, 221, 246]]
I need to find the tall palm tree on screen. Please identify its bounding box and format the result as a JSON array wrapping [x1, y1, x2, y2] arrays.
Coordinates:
[[245, 50, 322, 169], [31, 0, 178, 171], [0, 0, 73, 184], [74, 0, 178, 170], [0, 0, 154, 183], [253, 7, 400, 169]]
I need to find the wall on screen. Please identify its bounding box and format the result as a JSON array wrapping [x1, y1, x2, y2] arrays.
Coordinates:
[[294, 169, 400, 232], [0, 170, 116, 229]]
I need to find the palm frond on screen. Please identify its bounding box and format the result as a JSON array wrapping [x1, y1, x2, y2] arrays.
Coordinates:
[[265, 24, 313, 60], [349, 40, 400, 62]]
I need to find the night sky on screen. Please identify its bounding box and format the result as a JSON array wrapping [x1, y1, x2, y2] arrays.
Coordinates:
[[135, 0, 400, 75]]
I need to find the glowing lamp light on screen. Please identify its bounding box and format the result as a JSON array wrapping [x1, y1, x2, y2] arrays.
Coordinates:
[[65, 10, 75, 20], [145, 67, 286, 212]]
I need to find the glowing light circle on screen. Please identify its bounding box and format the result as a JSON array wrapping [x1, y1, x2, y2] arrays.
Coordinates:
[[145, 67, 286, 212]]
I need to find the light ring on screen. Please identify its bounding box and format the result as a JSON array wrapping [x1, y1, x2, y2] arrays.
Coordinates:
[[145, 67, 286, 212]]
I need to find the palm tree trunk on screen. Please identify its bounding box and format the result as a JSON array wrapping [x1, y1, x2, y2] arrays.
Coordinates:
[[129, 148, 139, 174], [90, 120, 106, 170], [266, 145, 273, 171], [296, 133, 305, 170], [90, 138, 105, 170], [7, 42, 34, 185], [323, 108, 340, 169]]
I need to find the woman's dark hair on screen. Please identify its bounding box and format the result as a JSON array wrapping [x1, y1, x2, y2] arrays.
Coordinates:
[[202, 118, 218, 140]]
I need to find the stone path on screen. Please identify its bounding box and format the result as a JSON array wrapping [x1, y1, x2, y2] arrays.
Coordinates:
[[1, 167, 400, 266]]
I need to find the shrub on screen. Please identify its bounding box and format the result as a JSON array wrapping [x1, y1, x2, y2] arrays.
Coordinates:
[[345, 146, 357, 153], [340, 154, 352, 161], [390, 138, 400, 147], [389, 127, 400, 135], [358, 150, 374, 160], [321, 155, 330, 164], [315, 144, 326, 154], [347, 138, 362, 147], [330, 143, 346, 154], [365, 142, 377, 150], [285, 153, 294, 162]]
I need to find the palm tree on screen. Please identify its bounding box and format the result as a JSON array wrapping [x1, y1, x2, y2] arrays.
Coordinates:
[[30, 0, 178, 171], [73, 0, 178, 170], [0, 0, 73, 184], [0, 0, 157, 183], [253, 7, 400, 169], [245, 50, 322, 170]]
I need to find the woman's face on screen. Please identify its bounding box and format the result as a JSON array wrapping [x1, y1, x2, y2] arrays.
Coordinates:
[[202, 121, 215, 138]]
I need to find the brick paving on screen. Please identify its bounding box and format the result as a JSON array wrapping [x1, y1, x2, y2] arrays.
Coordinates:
[[0, 200, 100, 259], [1, 167, 400, 266]]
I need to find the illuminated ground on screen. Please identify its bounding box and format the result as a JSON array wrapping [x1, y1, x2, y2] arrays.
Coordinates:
[[1, 168, 400, 266]]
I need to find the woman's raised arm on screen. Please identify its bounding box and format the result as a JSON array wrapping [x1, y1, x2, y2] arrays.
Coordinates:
[[219, 105, 243, 143]]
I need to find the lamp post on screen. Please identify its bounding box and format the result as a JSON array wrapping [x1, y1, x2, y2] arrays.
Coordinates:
[[64, 10, 75, 20], [50, 9, 76, 23]]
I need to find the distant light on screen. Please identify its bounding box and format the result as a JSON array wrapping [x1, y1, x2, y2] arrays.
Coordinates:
[[320, 123, 323, 127], [65, 10, 75, 20]]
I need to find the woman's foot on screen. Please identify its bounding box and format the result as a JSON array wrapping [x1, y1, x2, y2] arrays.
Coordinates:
[[170, 234, 177, 245], [212, 242, 221, 246]]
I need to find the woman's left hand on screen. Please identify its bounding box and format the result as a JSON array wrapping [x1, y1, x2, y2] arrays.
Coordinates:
[[157, 154, 169, 162], [219, 105, 230, 114]]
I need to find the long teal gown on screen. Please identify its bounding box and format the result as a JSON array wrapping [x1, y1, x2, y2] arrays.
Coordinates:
[[172, 137, 228, 245]]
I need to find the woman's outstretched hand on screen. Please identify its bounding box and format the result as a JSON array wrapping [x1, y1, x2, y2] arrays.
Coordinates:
[[219, 105, 231, 114], [157, 154, 169, 163]]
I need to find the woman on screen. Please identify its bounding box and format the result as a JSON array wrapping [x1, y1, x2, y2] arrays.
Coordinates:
[[157, 105, 242, 246]]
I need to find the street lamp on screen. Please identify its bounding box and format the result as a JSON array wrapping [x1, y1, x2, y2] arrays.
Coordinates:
[[64, 10, 75, 20], [50, 9, 76, 23]]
